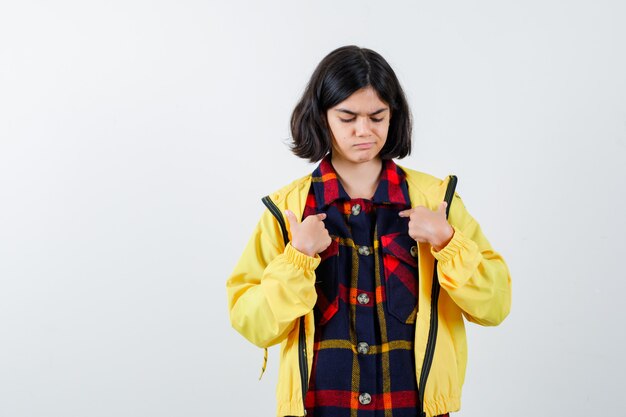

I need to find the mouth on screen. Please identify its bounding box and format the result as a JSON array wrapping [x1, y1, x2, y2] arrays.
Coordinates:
[[354, 142, 375, 149]]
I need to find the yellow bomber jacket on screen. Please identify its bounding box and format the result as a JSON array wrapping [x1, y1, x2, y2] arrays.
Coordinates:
[[226, 165, 512, 417]]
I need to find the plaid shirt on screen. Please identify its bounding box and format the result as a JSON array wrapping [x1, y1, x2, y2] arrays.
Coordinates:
[[302, 155, 449, 417]]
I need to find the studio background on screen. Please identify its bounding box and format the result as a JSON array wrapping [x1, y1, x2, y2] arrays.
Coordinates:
[[1, 1, 625, 416]]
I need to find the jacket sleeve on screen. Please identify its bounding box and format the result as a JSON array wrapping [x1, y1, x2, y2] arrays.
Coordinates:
[[226, 208, 320, 348], [430, 192, 512, 326]]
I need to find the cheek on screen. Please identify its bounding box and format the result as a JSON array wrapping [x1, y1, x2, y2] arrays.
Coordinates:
[[376, 122, 390, 140], [330, 124, 350, 143], [327, 120, 343, 140]]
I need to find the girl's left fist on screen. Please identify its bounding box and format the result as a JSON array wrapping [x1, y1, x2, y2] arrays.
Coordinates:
[[398, 201, 454, 252]]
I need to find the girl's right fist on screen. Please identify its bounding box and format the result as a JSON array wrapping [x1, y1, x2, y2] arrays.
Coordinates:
[[284, 210, 332, 257]]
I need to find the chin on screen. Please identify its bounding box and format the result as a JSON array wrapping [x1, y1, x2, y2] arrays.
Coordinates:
[[333, 146, 383, 164], [351, 152, 380, 163]]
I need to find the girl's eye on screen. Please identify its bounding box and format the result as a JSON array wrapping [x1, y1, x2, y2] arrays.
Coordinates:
[[338, 116, 384, 123]]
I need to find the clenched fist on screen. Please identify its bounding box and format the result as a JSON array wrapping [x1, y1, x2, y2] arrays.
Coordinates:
[[398, 202, 454, 252], [284, 210, 332, 257]]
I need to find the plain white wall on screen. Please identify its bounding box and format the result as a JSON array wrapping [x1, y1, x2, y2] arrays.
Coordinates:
[[1, 1, 625, 416]]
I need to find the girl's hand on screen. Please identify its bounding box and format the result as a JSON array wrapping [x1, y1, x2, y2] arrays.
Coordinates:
[[284, 210, 332, 257], [398, 202, 454, 252]]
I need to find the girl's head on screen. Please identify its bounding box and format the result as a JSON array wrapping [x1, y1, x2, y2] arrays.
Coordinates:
[[290, 45, 412, 163]]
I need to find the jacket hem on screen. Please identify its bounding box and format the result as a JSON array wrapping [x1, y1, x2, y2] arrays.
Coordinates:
[[277, 399, 305, 417], [424, 396, 461, 417]]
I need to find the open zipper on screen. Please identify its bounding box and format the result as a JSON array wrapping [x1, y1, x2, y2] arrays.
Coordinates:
[[297, 316, 309, 415], [261, 196, 309, 416], [417, 175, 457, 417]]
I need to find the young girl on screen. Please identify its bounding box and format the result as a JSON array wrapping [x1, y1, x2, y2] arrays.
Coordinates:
[[227, 45, 512, 417]]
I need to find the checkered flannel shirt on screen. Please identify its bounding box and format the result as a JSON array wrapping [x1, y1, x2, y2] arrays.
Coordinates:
[[302, 155, 449, 417]]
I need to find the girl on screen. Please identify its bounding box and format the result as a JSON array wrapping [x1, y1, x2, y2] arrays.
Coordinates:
[[227, 45, 511, 417]]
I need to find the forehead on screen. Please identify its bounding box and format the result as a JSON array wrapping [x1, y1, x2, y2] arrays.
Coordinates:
[[331, 86, 388, 112]]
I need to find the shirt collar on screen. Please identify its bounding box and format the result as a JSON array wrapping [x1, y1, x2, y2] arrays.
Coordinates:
[[311, 154, 411, 209]]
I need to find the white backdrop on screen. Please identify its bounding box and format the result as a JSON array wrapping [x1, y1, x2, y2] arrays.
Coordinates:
[[1, 1, 625, 416]]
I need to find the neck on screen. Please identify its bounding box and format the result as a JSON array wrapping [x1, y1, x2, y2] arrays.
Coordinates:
[[331, 155, 383, 199]]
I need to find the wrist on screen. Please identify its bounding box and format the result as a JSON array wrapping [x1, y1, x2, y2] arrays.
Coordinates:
[[431, 223, 454, 252], [285, 243, 320, 270], [291, 239, 316, 257]]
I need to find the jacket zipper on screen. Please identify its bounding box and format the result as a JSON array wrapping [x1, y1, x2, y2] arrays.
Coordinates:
[[261, 196, 289, 243], [418, 270, 441, 417], [261, 195, 309, 416], [298, 316, 308, 416], [417, 175, 457, 417]]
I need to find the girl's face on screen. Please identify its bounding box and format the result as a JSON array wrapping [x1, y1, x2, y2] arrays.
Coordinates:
[[326, 86, 391, 165]]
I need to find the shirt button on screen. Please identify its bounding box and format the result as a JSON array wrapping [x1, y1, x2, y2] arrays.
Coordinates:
[[357, 245, 371, 256], [351, 203, 361, 216], [359, 392, 372, 405], [357, 293, 370, 305], [410, 245, 418, 257], [357, 342, 369, 354]]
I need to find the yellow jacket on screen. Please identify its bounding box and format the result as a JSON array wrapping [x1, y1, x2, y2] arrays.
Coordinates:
[[226, 165, 512, 417]]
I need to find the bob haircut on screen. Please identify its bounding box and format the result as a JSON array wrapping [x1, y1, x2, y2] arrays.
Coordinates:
[[290, 45, 412, 162]]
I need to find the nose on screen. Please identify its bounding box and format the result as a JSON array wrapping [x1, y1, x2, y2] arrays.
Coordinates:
[[354, 117, 373, 137]]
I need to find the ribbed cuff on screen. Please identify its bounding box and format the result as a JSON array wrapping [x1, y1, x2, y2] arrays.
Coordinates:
[[431, 225, 475, 262], [284, 242, 321, 271]]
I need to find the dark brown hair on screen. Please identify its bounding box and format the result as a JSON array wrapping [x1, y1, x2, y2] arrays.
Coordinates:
[[290, 45, 412, 162]]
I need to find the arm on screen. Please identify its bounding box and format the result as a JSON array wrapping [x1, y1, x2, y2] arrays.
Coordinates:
[[431, 192, 512, 326], [226, 208, 320, 348]]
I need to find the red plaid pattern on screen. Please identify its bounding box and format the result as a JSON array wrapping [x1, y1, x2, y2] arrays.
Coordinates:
[[301, 155, 449, 417]]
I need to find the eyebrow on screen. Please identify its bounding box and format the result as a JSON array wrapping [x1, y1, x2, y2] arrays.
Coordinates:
[[334, 107, 389, 116]]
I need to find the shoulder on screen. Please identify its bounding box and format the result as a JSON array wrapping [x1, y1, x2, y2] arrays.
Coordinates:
[[397, 162, 469, 217], [266, 173, 313, 208], [255, 173, 312, 240], [397, 163, 449, 199]]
